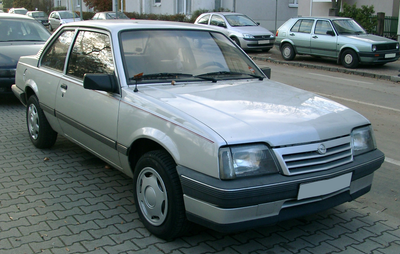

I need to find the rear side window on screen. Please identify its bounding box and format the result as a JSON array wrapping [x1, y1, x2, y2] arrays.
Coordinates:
[[291, 19, 314, 33], [197, 14, 210, 24], [41, 30, 75, 71]]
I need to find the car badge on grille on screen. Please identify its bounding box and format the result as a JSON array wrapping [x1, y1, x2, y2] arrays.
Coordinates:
[[317, 144, 327, 155]]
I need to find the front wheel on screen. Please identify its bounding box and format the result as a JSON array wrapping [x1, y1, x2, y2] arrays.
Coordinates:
[[341, 49, 359, 68], [281, 43, 296, 60], [26, 95, 57, 148], [133, 150, 191, 240]]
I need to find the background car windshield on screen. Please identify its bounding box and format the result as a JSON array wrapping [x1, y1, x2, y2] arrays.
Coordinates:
[[107, 12, 129, 19], [0, 19, 50, 42], [14, 9, 27, 14], [121, 30, 263, 83], [225, 15, 257, 27], [60, 12, 79, 19], [332, 19, 366, 35], [32, 12, 46, 18]]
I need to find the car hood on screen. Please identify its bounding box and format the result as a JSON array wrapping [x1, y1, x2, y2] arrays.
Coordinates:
[[0, 42, 44, 68], [344, 33, 395, 43], [228, 25, 273, 35], [138, 79, 369, 146], [62, 18, 81, 23]]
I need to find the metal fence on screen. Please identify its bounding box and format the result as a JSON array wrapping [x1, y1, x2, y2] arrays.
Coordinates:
[[372, 15, 398, 39]]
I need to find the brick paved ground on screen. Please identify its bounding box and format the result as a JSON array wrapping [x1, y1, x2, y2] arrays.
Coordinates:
[[1, 95, 400, 254]]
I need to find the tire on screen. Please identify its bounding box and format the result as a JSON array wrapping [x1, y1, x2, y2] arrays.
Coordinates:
[[341, 49, 359, 68], [26, 95, 57, 148], [133, 150, 191, 240], [281, 43, 296, 60]]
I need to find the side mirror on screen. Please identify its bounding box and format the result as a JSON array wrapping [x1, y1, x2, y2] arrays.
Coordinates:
[[326, 30, 335, 36], [260, 67, 271, 79], [83, 73, 119, 94]]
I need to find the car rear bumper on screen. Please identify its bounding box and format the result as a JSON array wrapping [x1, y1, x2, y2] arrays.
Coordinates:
[[178, 149, 384, 232]]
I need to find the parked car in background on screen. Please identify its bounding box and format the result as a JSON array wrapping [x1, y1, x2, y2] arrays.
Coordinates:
[[275, 17, 400, 68], [0, 13, 50, 94], [8, 7, 28, 15], [12, 19, 384, 240], [26, 11, 49, 27], [48, 10, 81, 31], [92, 11, 130, 20], [194, 12, 275, 52]]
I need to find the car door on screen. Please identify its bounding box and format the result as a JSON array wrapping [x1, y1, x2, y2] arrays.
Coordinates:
[[55, 29, 121, 168], [288, 19, 314, 54], [310, 20, 338, 57]]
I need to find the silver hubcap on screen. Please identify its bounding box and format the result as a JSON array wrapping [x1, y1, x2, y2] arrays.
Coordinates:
[[28, 104, 39, 140], [344, 54, 353, 64], [137, 167, 168, 226], [283, 47, 291, 58]]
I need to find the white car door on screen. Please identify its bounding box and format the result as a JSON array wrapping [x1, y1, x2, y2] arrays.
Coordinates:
[[55, 30, 121, 168]]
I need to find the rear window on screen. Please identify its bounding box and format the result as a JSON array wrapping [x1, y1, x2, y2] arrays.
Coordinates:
[[291, 19, 314, 34]]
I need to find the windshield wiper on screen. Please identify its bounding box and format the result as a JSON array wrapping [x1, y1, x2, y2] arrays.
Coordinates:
[[129, 72, 193, 81], [195, 71, 264, 81]]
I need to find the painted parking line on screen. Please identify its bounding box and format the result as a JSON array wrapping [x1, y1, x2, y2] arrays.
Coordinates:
[[317, 93, 400, 113], [385, 157, 400, 167], [309, 73, 374, 85]]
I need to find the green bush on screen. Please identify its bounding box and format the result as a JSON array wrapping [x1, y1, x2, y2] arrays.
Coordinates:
[[339, 3, 377, 34]]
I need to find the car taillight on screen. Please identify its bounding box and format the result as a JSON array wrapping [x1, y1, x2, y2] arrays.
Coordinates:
[[275, 30, 279, 37]]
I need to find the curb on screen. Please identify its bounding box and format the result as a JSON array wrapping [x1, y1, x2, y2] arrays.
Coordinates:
[[251, 56, 400, 82]]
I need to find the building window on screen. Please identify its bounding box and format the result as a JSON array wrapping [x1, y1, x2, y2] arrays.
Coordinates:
[[289, 0, 298, 8]]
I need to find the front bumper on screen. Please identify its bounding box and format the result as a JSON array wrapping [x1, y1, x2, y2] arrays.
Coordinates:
[[178, 149, 384, 232], [240, 38, 275, 50], [0, 77, 14, 94], [358, 50, 400, 64]]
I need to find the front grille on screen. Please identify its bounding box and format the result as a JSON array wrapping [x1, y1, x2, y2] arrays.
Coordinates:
[[376, 43, 398, 51], [254, 35, 271, 39], [273, 136, 353, 176]]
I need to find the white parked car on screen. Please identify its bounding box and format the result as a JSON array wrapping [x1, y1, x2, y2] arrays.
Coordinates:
[[195, 12, 275, 52], [48, 10, 81, 31], [12, 20, 384, 240]]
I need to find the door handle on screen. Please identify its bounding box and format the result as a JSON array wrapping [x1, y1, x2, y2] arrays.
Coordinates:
[[60, 84, 68, 90], [312, 36, 318, 39], [289, 33, 295, 36]]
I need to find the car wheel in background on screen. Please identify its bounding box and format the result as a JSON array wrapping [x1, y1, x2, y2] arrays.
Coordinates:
[[26, 95, 58, 148], [341, 49, 359, 68], [281, 43, 296, 60], [133, 150, 191, 240]]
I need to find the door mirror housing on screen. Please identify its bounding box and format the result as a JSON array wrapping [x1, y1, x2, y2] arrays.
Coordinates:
[[83, 73, 119, 94]]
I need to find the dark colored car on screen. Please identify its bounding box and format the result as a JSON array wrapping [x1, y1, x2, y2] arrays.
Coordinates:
[[92, 11, 130, 20], [0, 13, 50, 94], [26, 11, 49, 27]]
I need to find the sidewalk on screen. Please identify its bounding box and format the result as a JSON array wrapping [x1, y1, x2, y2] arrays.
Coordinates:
[[248, 48, 400, 82]]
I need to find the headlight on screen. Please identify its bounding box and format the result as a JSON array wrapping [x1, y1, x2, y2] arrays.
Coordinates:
[[243, 33, 255, 39], [397, 43, 399, 49], [372, 45, 377, 52], [219, 144, 279, 179], [351, 126, 376, 156]]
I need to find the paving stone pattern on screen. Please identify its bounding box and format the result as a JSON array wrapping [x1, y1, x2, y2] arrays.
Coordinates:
[[1, 96, 400, 254]]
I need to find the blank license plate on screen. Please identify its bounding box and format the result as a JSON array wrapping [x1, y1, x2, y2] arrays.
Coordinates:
[[385, 53, 396, 58], [258, 40, 270, 44], [298, 173, 352, 200]]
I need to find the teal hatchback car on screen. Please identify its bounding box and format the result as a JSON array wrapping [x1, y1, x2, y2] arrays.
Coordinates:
[[275, 17, 400, 68]]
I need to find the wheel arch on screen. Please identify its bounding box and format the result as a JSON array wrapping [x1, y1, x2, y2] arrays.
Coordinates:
[[127, 135, 179, 177], [279, 39, 296, 52], [338, 46, 360, 64]]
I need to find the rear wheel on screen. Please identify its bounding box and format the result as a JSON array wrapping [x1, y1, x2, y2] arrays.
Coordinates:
[[341, 49, 359, 68], [26, 95, 57, 148], [281, 43, 296, 60], [133, 150, 191, 240]]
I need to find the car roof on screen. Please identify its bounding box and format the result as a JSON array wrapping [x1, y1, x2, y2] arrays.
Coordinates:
[[291, 16, 352, 21], [201, 12, 246, 16], [62, 19, 218, 32], [0, 13, 36, 20]]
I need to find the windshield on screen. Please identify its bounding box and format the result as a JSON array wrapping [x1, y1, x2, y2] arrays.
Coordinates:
[[332, 19, 366, 35], [107, 12, 129, 19], [120, 30, 264, 84], [0, 19, 50, 42], [14, 9, 28, 15], [60, 12, 79, 19], [225, 14, 257, 27], [32, 12, 46, 18]]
